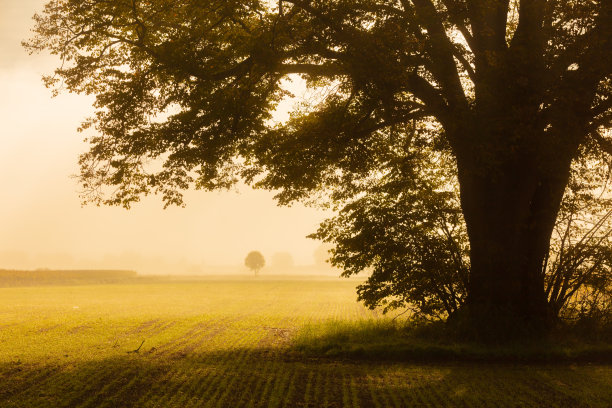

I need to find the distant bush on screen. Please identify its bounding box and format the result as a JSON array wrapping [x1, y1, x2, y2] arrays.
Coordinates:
[[270, 252, 295, 271]]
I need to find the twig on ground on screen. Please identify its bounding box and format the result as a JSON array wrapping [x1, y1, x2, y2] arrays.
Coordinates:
[[127, 340, 145, 353]]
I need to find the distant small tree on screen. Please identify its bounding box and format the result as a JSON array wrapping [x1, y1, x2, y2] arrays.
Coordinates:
[[271, 252, 295, 271], [245, 251, 265, 276]]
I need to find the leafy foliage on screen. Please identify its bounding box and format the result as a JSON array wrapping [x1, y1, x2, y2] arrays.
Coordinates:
[[25, 1, 612, 209], [311, 136, 468, 319]]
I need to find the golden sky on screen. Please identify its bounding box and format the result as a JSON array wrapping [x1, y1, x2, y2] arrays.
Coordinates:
[[0, 0, 329, 272]]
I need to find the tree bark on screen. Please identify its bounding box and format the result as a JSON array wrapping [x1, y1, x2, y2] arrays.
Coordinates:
[[454, 127, 574, 339]]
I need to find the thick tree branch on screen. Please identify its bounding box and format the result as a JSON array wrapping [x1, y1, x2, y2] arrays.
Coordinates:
[[411, 0, 468, 111], [466, 0, 509, 56], [405, 73, 450, 122], [440, 0, 476, 51], [452, 45, 476, 83], [509, 0, 546, 51]]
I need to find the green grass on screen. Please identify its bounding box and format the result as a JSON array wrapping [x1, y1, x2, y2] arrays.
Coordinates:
[[294, 318, 612, 363], [0, 277, 611, 407]]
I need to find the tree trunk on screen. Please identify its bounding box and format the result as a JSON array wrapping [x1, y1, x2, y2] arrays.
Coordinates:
[[454, 133, 573, 340]]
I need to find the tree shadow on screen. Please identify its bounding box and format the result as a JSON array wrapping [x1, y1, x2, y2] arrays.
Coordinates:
[[1, 347, 611, 408]]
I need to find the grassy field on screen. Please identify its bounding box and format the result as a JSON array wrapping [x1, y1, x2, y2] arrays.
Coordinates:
[[0, 276, 611, 407]]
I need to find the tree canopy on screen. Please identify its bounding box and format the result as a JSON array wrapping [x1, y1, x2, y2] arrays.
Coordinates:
[[26, 0, 612, 338]]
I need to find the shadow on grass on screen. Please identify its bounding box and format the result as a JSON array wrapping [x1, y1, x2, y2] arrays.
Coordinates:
[[291, 318, 612, 364], [1, 347, 611, 408]]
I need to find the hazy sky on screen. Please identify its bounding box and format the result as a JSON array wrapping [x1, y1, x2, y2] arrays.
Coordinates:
[[0, 0, 329, 271]]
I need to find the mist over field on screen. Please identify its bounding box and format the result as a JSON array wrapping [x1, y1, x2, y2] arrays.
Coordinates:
[[1, 0, 611, 407], [0, 247, 339, 276], [0, 0, 329, 275]]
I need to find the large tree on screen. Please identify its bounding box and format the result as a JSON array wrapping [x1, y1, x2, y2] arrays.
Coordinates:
[[26, 0, 612, 337]]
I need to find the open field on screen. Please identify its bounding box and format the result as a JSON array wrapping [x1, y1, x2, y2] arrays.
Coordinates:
[[0, 277, 611, 407]]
